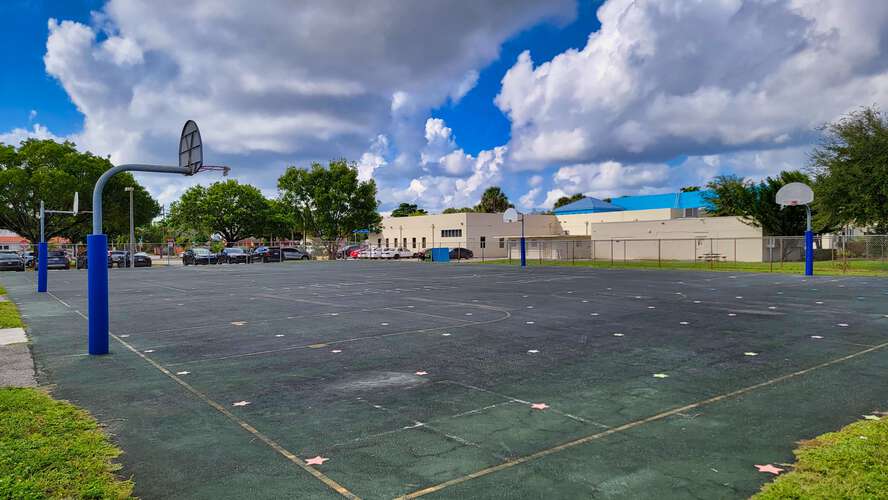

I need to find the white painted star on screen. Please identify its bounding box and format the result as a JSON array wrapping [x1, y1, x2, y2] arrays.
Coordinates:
[[647, 306, 656, 309], [144, 349, 155, 353], [381, 322, 389, 326], [768, 306, 777, 310], [465, 313, 473, 316], [693, 300, 701, 304], [331, 350, 342, 353], [837, 323, 849, 327], [231, 321, 247, 326], [275, 334, 285, 337], [526, 321, 535, 325], [415, 371, 428, 376], [582, 300, 588, 303], [815, 301, 824, 305], [590, 313, 599, 316], [527, 350, 539, 354], [653, 373, 669, 378], [526, 306, 534, 309], [613, 333, 624, 337], [680, 321, 689, 325], [232, 401, 251, 407], [441, 333, 451, 337], [744, 352, 758, 356], [330, 313, 339, 316], [811, 335, 824, 339], [736, 296, 743, 299], [176, 371, 190, 375], [728, 313, 737, 317], [119, 334, 130, 338]]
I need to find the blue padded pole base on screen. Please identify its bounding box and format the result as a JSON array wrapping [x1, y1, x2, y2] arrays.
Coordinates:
[[520, 237, 527, 268], [87, 234, 109, 355], [37, 242, 48, 293], [804, 230, 814, 276]]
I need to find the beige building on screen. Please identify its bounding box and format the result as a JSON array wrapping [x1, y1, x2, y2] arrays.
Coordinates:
[[370, 191, 767, 262]]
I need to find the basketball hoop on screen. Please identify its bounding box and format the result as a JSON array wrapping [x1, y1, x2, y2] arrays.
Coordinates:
[[180, 120, 230, 176], [775, 182, 813, 208]]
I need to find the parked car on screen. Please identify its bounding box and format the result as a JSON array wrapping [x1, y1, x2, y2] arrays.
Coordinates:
[[380, 247, 414, 259], [182, 247, 219, 265], [348, 247, 365, 259], [109, 250, 130, 268], [449, 248, 474, 260], [45, 250, 71, 270], [358, 247, 384, 259], [133, 252, 152, 267], [0, 251, 25, 271], [414, 249, 429, 260], [76, 252, 113, 269], [281, 247, 311, 260], [252, 246, 280, 262], [22, 251, 36, 268], [220, 247, 251, 264], [337, 244, 362, 259]]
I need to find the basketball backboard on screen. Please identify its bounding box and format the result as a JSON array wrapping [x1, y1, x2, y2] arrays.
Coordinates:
[[776, 182, 813, 207], [503, 207, 519, 223], [179, 120, 203, 175]]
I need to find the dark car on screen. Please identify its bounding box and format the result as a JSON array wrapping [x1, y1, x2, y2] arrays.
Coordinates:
[[449, 247, 473, 260], [182, 247, 219, 265], [414, 249, 429, 260], [76, 252, 108, 269], [109, 250, 131, 268], [220, 247, 251, 264], [133, 252, 152, 267], [0, 251, 25, 271], [44, 250, 70, 270]]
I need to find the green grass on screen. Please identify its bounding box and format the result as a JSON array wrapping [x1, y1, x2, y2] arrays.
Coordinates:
[[754, 416, 888, 499], [474, 258, 888, 277], [0, 285, 23, 329], [0, 388, 134, 499]]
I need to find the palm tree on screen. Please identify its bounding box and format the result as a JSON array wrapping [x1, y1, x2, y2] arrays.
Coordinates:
[[475, 186, 513, 213]]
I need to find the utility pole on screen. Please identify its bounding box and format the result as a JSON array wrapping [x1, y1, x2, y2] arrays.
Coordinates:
[[125, 187, 135, 268]]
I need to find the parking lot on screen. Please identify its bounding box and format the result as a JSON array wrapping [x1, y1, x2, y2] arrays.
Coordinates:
[[3, 261, 888, 499]]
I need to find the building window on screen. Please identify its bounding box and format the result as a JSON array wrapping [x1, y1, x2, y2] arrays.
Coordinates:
[[377, 238, 381, 247], [411, 237, 416, 249], [421, 237, 426, 248], [385, 238, 389, 247], [402, 238, 407, 248], [498, 238, 504, 249], [441, 229, 462, 238], [480, 236, 486, 248], [684, 208, 700, 218]]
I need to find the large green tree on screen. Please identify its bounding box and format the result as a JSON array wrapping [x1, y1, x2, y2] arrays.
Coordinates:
[[442, 207, 475, 214], [705, 171, 817, 235], [475, 186, 513, 213], [391, 203, 427, 217], [277, 159, 382, 257], [553, 193, 584, 209], [167, 180, 268, 245], [0, 139, 159, 242], [809, 106, 888, 232]]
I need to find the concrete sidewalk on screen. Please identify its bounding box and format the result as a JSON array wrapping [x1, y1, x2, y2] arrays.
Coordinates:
[[0, 301, 36, 387]]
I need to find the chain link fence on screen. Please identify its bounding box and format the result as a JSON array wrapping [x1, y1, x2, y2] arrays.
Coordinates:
[[8, 234, 887, 275]]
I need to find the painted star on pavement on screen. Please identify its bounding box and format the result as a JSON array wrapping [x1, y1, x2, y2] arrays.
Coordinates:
[[331, 350, 342, 353], [527, 350, 539, 354], [530, 403, 549, 410], [305, 456, 329, 466], [744, 352, 758, 357], [653, 373, 669, 378], [231, 321, 247, 326], [754, 464, 784, 475], [176, 371, 190, 375], [415, 371, 428, 376], [232, 401, 251, 407], [811, 335, 824, 339]]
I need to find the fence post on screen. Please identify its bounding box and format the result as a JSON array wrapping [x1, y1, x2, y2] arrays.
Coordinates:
[[734, 238, 737, 265], [610, 240, 614, 266], [709, 238, 714, 270], [658, 239, 661, 268]]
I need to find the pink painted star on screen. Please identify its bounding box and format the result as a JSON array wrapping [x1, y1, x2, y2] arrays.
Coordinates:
[[754, 464, 784, 475], [415, 371, 428, 376], [305, 456, 329, 466], [530, 403, 549, 410]]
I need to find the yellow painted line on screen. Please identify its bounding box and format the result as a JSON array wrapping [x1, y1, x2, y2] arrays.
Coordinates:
[[397, 340, 888, 499], [60, 305, 360, 499]]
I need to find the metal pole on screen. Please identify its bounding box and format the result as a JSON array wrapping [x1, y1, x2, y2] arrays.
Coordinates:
[[126, 187, 135, 269], [658, 239, 661, 268], [520, 215, 526, 268], [89, 163, 189, 355]]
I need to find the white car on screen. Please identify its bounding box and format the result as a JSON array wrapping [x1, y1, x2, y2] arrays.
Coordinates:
[[380, 247, 414, 259], [358, 247, 383, 259]]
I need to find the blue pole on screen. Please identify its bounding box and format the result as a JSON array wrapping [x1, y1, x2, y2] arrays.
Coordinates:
[[87, 234, 109, 355], [804, 230, 813, 276], [519, 215, 526, 268], [37, 242, 48, 293]]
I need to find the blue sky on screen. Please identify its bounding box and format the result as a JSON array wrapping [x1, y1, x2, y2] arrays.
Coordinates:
[[2, 0, 886, 212]]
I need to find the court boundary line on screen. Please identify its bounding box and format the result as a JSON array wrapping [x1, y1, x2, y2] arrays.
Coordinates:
[[396, 339, 888, 499], [46, 292, 361, 500]]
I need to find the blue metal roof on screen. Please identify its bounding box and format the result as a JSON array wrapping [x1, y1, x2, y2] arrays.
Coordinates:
[[553, 197, 625, 215], [553, 191, 713, 215]]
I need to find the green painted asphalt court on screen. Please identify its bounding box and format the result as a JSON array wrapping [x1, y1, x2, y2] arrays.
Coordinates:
[[3, 262, 888, 499]]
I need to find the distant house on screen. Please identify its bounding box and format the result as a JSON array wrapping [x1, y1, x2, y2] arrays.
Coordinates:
[[0, 230, 29, 251]]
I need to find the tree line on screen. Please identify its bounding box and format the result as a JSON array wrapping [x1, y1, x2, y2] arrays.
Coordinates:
[[2, 107, 886, 251]]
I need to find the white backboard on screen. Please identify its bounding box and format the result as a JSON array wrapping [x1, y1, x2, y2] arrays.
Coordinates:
[[179, 120, 203, 175], [776, 182, 814, 207], [503, 207, 519, 223]]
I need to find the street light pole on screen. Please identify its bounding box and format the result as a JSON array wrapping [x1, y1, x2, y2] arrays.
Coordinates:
[[125, 187, 134, 268]]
